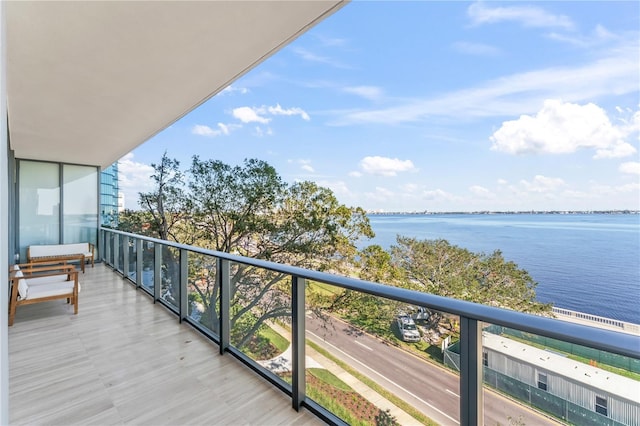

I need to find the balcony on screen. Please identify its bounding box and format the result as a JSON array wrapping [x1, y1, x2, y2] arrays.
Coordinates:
[[8, 228, 639, 425], [8, 264, 323, 425]]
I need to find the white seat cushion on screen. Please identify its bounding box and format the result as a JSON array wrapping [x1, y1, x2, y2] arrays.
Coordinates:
[[27, 275, 72, 286], [25, 281, 75, 300], [14, 269, 28, 300]]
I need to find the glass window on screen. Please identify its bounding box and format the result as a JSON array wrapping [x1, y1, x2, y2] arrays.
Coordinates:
[[537, 372, 547, 391], [595, 396, 607, 416], [18, 161, 60, 259], [482, 351, 488, 367], [63, 164, 98, 245]]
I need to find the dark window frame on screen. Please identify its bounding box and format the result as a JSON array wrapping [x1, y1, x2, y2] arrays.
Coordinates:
[[595, 396, 608, 416], [537, 372, 547, 391]]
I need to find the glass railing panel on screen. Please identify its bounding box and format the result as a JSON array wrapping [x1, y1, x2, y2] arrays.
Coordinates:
[[116, 234, 125, 274], [127, 238, 137, 282], [106, 231, 115, 265], [475, 323, 638, 426], [187, 253, 219, 336], [229, 262, 291, 383], [160, 245, 180, 310], [304, 281, 456, 425], [140, 241, 155, 293]]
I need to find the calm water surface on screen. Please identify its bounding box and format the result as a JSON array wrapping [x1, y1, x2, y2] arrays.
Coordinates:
[[362, 214, 640, 324]]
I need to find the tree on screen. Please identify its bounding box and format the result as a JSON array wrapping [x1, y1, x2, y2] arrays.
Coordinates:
[[138, 151, 186, 242], [117, 209, 156, 237], [158, 156, 374, 349], [321, 244, 404, 335], [391, 236, 551, 329]]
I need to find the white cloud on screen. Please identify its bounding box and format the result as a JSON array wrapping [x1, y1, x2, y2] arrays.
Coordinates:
[[365, 186, 395, 202], [314, 34, 348, 47], [400, 183, 420, 193], [421, 189, 458, 202], [268, 104, 310, 121], [497, 179, 508, 185], [291, 47, 348, 68], [452, 41, 501, 56], [467, 2, 574, 30], [233, 107, 270, 124], [333, 36, 638, 125], [117, 153, 155, 209], [192, 123, 237, 137], [469, 185, 495, 198], [348, 171, 362, 178], [619, 162, 640, 175], [359, 156, 416, 176], [317, 180, 352, 197], [220, 85, 249, 95], [491, 100, 637, 159], [343, 86, 384, 101], [233, 104, 310, 126], [591, 182, 640, 195], [254, 126, 273, 137], [289, 159, 315, 173], [519, 175, 566, 193], [547, 24, 617, 48]]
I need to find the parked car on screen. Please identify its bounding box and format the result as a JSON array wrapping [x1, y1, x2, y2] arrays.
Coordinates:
[[396, 315, 421, 342]]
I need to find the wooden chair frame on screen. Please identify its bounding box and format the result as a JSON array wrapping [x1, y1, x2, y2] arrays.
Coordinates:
[[8, 263, 79, 326]]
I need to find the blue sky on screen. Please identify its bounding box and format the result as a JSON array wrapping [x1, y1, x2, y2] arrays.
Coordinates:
[[120, 1, 640, 212]]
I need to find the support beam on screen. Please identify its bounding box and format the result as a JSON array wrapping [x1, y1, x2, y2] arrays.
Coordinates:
[[460, 316, 483, 425], [218, 258, 230, 355], [179, 249, 188, 322], [291, 275, 306, 411]]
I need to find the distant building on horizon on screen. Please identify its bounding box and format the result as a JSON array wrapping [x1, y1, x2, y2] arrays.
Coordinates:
[[101, 162, 119, 227]]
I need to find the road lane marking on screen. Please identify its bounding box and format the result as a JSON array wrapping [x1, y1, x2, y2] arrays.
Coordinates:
[[446, 389, 459, 398], [308, 330, 459, 425], [354, 340, 373, 351]]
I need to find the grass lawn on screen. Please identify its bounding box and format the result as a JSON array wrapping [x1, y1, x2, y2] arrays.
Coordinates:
[[260, 325, 290, 352]]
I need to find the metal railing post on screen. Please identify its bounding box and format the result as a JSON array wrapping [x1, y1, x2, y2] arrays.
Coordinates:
[[292, 275, 306, 411], [218, 258, 230, 354], [460, 316, 483, 426], [154, 243, 162, 302], [179, 249, 188, 322], [136, 239, 143, 288]]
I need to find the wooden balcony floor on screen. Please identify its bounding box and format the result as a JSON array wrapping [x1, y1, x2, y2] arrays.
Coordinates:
[[9, 264, 322, 425]]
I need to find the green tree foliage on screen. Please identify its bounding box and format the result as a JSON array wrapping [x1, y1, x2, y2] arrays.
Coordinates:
[[117, 209, 156, 237], [391, 236, 551, 315], [323, 245, 404, 335], [131, 154, 374, 349], [138, 151, 186, 242]]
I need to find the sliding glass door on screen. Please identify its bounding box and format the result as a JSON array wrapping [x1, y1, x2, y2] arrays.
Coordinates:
[[17, 160, 98, 261]]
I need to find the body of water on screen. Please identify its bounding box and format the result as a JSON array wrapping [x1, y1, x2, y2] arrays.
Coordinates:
[[362, 213, 640, 325]]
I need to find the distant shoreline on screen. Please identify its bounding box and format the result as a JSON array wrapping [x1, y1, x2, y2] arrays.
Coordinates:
[[366, 210, 640, 215]]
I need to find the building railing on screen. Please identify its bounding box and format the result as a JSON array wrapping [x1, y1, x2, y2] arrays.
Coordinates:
[[99, 227, 640, 426], [552, 307, 640, 335]]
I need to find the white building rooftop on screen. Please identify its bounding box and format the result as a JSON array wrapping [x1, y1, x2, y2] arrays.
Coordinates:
[[483, 331, 640, 403]]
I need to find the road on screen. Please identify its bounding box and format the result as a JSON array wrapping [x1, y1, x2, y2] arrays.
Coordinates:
[[305, 314, 559, 426]]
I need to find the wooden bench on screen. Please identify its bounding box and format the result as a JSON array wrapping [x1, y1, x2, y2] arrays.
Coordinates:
[[8, 263, 79, 326], [27, 242, 95, 273]]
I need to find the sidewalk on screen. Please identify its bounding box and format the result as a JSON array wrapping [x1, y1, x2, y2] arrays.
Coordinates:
[[262, 321, 420, 425]]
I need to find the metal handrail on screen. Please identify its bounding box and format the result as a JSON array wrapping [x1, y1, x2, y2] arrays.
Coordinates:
[[100, 227, 639, 358]]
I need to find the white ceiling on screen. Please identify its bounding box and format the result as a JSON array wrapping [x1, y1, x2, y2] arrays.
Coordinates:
[[6, 1, 346, 168]]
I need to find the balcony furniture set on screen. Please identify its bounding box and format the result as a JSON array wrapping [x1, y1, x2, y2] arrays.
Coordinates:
[[8, 262, 80, 326], [26, 242, 95, 273]]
